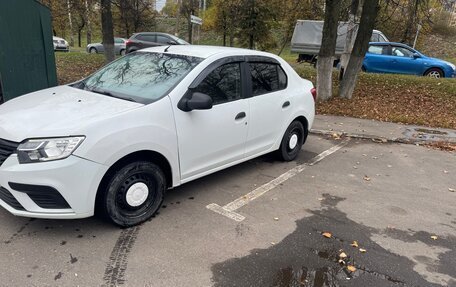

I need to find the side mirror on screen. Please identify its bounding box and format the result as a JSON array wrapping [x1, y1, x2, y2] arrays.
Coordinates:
[[179, 92, 213, 111], [413, 53, 421, 59]]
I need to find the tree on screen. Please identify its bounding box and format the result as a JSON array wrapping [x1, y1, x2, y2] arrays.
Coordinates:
[[339, 0, 380, 99], [317, 0, 342, 101], [84, 0, 93, 44], [180, 0, 199, 43], [101, 0, 115, 63]]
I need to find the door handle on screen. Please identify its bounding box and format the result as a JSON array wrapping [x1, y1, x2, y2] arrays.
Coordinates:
[[235, 112, 246, 120], [282, 101, 290, 108]]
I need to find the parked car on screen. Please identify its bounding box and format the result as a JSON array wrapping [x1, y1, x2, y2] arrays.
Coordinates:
[[126, 32, 189, 54], [86, 38, 127, 55], [291, 20, 389, 63], [0, 46, 315, 227], [53, 36, 69, 52], [364, 42, 456, 78]]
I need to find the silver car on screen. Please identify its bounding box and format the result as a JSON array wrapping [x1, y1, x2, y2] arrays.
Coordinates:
[[53, 36, 69, 52], [86, 38, 126, 55]]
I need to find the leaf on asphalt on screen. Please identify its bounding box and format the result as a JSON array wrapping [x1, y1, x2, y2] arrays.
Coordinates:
[[318, 197, 324, 201], [273, 217, 279, 221], [431, 235, 438, 240], [351, 241, 359, 248], [322, 232, 332, 238], [332, 133, 341, 140], [363, 175, 371, 181], [339, 252, 348, 259], [359, 248, 367, 253], [338, 259, 346, 264], [443, 170, 449, 174], [449, 188, 455, 192], [347, 265, 357, 272]]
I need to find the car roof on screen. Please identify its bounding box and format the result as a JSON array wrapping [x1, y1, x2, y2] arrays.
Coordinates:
[[138, 45, 279, 60], [369, 42, 413, 48]]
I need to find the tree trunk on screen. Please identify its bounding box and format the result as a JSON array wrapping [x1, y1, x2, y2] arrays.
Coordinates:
[[339, 0, 360, 80], [317, 0, 342, 101], [176, 0, 181, 36], [85, 0, 92, 44], [101, 0, 115, 63], [339, 0, 380, 99], [67, 0, 74, 47]]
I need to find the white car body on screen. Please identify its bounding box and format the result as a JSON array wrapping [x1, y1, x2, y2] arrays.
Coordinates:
[[0, 46, 315, 221]]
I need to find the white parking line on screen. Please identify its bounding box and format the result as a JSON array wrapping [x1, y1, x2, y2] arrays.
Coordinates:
[[206, 139, 350, 222]]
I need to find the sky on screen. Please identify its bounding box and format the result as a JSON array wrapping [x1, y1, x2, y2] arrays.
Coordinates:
[[156, 0, 166, 11]]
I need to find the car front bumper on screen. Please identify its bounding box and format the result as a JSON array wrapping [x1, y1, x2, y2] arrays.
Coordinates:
[[0, 155, 108, 219]]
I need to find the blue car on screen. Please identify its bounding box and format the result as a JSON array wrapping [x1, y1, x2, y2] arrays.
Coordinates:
[[363, 42, 456, 78]]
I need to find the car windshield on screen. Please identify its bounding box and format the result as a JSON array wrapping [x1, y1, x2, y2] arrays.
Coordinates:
[[80, 52, 203, 104]]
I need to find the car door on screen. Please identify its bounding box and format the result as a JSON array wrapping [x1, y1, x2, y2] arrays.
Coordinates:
[[173, 59, 249, 181], [156, 35, 173, 46], [244, 58, 288, 157], [137, 34, 157, 49], [364, 45, 391, 73], [389, 45, 423, 75]]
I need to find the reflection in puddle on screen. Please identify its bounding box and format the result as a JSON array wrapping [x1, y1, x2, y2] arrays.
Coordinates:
[[273, 266, 345, 287]]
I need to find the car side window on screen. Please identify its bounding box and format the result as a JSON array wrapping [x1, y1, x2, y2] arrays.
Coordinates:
[[193, 63, 242, 105], [114, 38, 124, 44], [250, 62, 286, 96], [137, 34, 156, 42], [392, 46, 414, 58], [370, 33, 380, 42], [156, 35, 170, 44], [368, 45, 387, 55]]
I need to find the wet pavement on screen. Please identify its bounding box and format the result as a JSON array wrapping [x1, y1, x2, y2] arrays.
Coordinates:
[[0, 134, 455, 286]]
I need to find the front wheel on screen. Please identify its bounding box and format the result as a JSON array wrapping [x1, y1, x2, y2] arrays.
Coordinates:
[[277, 121, 307, 161], [424, 68, 443, 78], [100, 161, 165, 227]]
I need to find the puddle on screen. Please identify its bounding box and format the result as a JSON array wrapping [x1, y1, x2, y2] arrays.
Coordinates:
[[272, 266, 345, 287], [403, 128, 456, 143]]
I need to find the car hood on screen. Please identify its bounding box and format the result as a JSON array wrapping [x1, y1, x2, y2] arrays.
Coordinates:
[[0, 86, 144, 142]]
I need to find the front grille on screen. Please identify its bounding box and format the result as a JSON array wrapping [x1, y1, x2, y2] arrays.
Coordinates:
[[0, 186, 25, 210], [0, 138, 18, 166]]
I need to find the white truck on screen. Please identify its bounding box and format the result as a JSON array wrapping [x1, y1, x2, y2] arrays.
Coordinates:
[[291, 20, 389, 64]]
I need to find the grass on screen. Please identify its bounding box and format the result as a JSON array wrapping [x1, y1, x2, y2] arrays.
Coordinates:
[[55, 50, 456, 130]]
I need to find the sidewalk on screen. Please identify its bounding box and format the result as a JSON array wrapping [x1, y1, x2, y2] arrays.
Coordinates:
[[311, 115, 456, 144]]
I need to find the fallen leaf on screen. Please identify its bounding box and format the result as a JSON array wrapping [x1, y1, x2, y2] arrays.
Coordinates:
[[443, 170, 449, 174], [351, 241, 359, 248], [431, 235, 438, 240], [359, 248, 367, 253], [347, 265, 357, 272], [339, 252, 348, 259], [322, 232, 332, 238], [363, 175, 371, 181], [338, 259, 345, 264], [273, 217, 279, 221], [449, 188, 455, 192], [318, 198, 324, 201]]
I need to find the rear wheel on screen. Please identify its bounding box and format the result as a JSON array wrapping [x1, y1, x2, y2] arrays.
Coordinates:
[[120, 49, 126, 56], [89, 47, 97, 54], [424, 68, 443, 78], [100, 161, 165, 227], [277, 121, 307, 161]]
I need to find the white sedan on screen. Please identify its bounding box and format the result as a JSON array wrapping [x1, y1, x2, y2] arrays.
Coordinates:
[[0, 46, 315, 227]]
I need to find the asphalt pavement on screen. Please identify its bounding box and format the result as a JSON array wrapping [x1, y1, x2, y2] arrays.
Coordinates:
[[0, 132, 455, 287]]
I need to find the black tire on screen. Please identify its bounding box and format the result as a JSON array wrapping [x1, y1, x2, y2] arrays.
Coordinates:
[[278, 121, 307, 161], [99, 161, 165, 227], [89, 47, 97, 54], [424, 68, 443, 78], [120, 49, 126, 56]]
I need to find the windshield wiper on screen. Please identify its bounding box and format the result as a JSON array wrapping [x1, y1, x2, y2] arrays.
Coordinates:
[[87, 87, 137, 103]]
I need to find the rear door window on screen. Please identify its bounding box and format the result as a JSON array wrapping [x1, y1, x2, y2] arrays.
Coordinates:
[[137, 34, 156, 42], [368, 45, 388, 55], [249, 63, 287, 96]]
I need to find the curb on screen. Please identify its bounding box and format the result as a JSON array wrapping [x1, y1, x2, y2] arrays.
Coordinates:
[[309, 129, 444, 145]]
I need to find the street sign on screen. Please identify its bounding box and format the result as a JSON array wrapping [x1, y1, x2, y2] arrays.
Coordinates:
[[191, 15, 203, 25]]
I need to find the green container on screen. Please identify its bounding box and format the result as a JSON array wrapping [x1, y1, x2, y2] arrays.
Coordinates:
[[0, 0, 57, 103]]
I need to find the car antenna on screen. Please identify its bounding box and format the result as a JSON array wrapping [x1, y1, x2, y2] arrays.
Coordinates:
[[164, 45, 171, 52]]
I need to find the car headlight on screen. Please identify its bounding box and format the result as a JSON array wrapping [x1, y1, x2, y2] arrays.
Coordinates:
[[17, 137, 85, 163]]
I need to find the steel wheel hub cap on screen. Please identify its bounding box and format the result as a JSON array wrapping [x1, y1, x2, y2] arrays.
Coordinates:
[[126, 182, 149, 207], [289, 134, 298, 149]]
